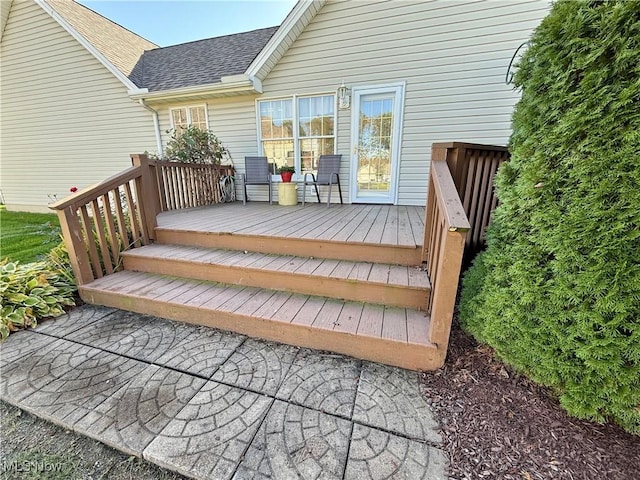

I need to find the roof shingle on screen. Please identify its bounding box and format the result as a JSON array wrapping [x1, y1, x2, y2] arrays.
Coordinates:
[[130, 26, 279, 92], [45, 0, 158, 79]]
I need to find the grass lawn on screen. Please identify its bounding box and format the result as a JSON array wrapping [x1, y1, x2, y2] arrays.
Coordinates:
[[0, 210, 61, 264]]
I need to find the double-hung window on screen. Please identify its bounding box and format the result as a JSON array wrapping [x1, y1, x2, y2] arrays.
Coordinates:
[[170, 105, 208, 134], [258, 94, 335, 177]]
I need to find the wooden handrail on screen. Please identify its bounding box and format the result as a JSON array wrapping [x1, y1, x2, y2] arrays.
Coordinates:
[[50, 154, 236, 286], [49, 155, 157, 285], [428, 160, 471, 232], [431, 142, 510, 256], [49, 165, 142, 211], [423, 145, 470, 362]]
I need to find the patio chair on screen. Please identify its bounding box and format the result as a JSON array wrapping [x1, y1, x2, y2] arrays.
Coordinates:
[[302, 154, 343, 208], [241, 156, 272, 205]]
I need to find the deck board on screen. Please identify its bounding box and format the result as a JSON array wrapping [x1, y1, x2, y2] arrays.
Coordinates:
[[344, 205, 381, 243], [333, 302, 364, 334], [156, 203, 425, 249], [357, 303, 384, 338]]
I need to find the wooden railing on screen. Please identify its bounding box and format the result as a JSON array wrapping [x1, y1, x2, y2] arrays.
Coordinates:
[[432, 142, 510, 256], [423, 149, 470, 351], [155, 161, 234, 211], [50, 154, 235, 285], [49, 154, 159, 285]]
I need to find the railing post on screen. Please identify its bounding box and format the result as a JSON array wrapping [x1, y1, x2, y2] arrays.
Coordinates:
[[56, 206, 94, 285], [428, 228, 467, 350], [423, 144, 449, 262], [131, 153, 160, 240]]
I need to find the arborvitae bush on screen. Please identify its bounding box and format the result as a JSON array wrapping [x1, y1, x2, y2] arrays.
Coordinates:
[[459, 0, 640, 433]]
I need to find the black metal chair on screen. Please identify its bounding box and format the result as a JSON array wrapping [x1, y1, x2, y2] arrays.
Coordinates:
[[302, 154, 343, 208], [241, 156, 272, 205]]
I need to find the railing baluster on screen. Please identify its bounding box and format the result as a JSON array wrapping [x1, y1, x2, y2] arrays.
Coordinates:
[[79, 205, 103, 279], [56, 206, 93, 285], [123, 181, 142, 247], [133, 176, 150, 245], [91, 199, 113, 274], [102, 193, 120, 268], [111, 187, 128, 251]]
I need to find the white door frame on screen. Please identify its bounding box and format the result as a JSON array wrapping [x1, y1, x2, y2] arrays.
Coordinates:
[[349, 82, 405, 204]]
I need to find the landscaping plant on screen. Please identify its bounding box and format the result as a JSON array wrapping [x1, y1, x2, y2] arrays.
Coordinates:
[[162, 125, 230, 164], [0, 260, 76, 340], [459, 0, 640, 433]]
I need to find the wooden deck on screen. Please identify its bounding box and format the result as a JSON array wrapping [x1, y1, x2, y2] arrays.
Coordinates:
[[155, 203, 426, 266], [51, 145, 484, 371], [74, 202, 441, 370]]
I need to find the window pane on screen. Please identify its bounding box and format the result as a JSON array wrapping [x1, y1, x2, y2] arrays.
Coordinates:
[[189, 106, 207, 130], [171, 108, 187, 135], [262, 139, 294, 173], [172, 108, 187, 126], [298, 95, 334, 138], [299, 138, 334, 174], [259, 99, 293, 139]]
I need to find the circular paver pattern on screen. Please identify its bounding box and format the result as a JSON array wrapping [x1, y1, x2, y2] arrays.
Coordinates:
[[276, 350, 361, 418], [211, 338, 298, 395], [144, 380, 272, 480], [234, 400, 351, 480], [74, 364, 206, 456], [352, 363, 441, 443], [344, 424, 448, 480]]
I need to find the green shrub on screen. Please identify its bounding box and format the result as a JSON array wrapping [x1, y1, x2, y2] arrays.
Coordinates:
[[460, 0, 640, 433], [162, 125, 230, 164], [0, 260, 76, 341]]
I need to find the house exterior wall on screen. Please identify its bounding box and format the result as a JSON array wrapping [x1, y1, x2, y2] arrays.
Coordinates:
[[260, 0, 550, 205], [154, 0, 548, 205], [0, 0, 157, 212]]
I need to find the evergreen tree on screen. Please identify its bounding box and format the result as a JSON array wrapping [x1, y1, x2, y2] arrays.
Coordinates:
[[460, 0, 640, 433]]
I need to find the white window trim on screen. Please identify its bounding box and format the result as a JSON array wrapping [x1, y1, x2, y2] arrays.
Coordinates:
[[256, 93, 337, 181], [169, 104, 210, 131]]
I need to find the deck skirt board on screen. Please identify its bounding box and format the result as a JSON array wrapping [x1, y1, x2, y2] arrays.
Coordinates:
[[79, 271, 438, 371]]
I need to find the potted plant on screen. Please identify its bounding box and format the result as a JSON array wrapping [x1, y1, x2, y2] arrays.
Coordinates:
[[278, 165, 296, 183]]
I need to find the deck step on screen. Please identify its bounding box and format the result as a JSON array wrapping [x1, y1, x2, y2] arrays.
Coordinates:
[[122, 244, 431, 310], [80, 271, 439, 371], [154, 227, 423, 266]]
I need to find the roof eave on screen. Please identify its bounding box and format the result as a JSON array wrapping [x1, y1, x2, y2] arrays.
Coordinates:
[[129, 75, 263, 103]]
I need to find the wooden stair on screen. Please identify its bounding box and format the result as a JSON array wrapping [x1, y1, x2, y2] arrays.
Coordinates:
[[121, 244, 431, 310], [79, 228, 440, 371], [81, 271, 438, 371]]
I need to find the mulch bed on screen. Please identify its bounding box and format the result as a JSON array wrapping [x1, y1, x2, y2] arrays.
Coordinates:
[[420, 319, 640, 480]]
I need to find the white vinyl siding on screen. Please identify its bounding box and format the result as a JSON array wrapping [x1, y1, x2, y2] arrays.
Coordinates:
[[259, 0, 550, 205], [0, 0, 157, 212], [149, 0, 549, 205]]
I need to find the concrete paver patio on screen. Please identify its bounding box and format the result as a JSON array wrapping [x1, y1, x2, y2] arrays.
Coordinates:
[[0, 305, 448, 480]]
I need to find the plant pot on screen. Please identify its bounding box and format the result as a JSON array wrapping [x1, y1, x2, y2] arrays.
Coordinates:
[[280, 172, 293, 183]]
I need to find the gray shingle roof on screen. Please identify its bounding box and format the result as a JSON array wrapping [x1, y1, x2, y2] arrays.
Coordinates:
[[45, 0, 158, 79], [130, 26, 279, 92]]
